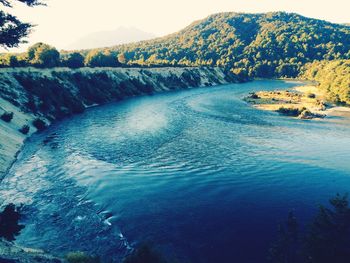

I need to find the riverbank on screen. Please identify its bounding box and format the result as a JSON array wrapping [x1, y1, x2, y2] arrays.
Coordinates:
[[0, 66, 234, 261], [0, 66, 232, 181]]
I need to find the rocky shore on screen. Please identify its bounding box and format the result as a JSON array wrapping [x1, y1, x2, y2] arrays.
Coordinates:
[[244, 85, 329, 119]]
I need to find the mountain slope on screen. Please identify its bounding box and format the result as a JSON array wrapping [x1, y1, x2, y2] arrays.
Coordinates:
[[108, 12, 350, 78], [301, 60, 350, 104]]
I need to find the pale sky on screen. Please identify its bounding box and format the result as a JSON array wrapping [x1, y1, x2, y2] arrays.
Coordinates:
[[3, 0, 350, 52]]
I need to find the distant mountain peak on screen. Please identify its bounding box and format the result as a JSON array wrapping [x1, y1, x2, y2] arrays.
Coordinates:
[[65, 27, 156, 51]]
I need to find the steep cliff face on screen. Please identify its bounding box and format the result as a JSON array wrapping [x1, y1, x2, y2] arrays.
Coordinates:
[[0, 67, 231, 120], [0, 66, 232, 179]]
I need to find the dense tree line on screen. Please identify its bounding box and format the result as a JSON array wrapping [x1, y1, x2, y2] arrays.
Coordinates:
[[1, 12, 350, 76], [301, 60, 350, 105], [108, 12, 350, 78], [0, 43, 122, 68]]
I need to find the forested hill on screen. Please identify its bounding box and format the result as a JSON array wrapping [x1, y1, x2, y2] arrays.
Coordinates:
[[1, 12, 350, 81], [108, 12, 350, 78], [301, 60, 350, 104]]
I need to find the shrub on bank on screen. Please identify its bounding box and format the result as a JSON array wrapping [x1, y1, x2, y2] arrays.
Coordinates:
[[276, 106, 306, 117], [1, 111, 14, 122], [32, 118, 47, 131], [249, 92, 260, 99], [19, 124, 30, 135], [306, 92, 316, 98]]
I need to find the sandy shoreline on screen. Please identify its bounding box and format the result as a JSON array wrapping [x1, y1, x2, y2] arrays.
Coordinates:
[[247, 84, 350, 119]]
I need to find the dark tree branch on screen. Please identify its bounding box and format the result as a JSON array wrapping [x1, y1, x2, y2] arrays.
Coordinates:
[[17, 0, 45, 7], [0, 0, 45, 48], [0, 0, 44, 7], [0, 11, 31, 48], [0, 0, 11, 7]]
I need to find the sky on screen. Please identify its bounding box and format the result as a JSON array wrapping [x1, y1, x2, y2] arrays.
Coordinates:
[[3, 0, 350, 52]]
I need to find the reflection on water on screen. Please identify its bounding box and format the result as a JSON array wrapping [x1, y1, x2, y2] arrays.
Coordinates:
[[1, 80, 350, 262]]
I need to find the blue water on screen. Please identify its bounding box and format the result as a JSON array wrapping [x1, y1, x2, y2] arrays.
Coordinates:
[[1, 80, 350, 262]]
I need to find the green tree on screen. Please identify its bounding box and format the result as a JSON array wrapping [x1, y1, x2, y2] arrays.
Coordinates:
[[269, 194, 350, 263], [269, 212, 299, 263], [2, 54, 20, 67], [305, 194, 350, 263], [62, 52, 85, 68], [301, 60, 350, 105], [27, 42, 60, 67], [84, 50, 120, 67], [231, 67, 249, 81]]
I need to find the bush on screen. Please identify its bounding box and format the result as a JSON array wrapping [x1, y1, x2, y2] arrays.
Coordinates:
[[269, 194, 350, 263], [1, 111, 14, 122], [62, 52, 85, 68], [32, 118, 47, 131], [0, 204, 25, 241], [249, 92, 260, 99], [306, 92, 316, 98], [19, 124, 30, 135], [84, 50, 120, 67], [299, 109, 313, 119], [66, 252, 100, 263], [276, 107, 306, 117]]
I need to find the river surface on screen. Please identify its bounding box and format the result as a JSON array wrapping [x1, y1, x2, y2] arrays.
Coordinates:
[[1, 80, 350, 262]]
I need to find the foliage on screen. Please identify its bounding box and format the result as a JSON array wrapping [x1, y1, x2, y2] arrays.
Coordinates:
[[0, 203, 25, 241], [61, 52, 85, 68], [269, 194, 350, 263], [27, 42, 60, 67], [306, 93, 316, 99], [0, 0, 44, 48], [66, 251, 100, 263], [1, 12, 350, 78], [0, 111, 13, 122], [276, 107, 306, 117], [123, 244, 168, 263], [1, 54, 20, 67], [19, 124, 30, 134], [304, 194, 350, 263], [269, 212, 299, 263], [107, 12, 350, 77], [301, 60, 350, 105], [84, 50, 120, 67], [32, 117, 47, 131]]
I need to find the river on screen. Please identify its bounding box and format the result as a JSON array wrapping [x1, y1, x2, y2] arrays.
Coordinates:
[[1, 80, 350, 262]]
